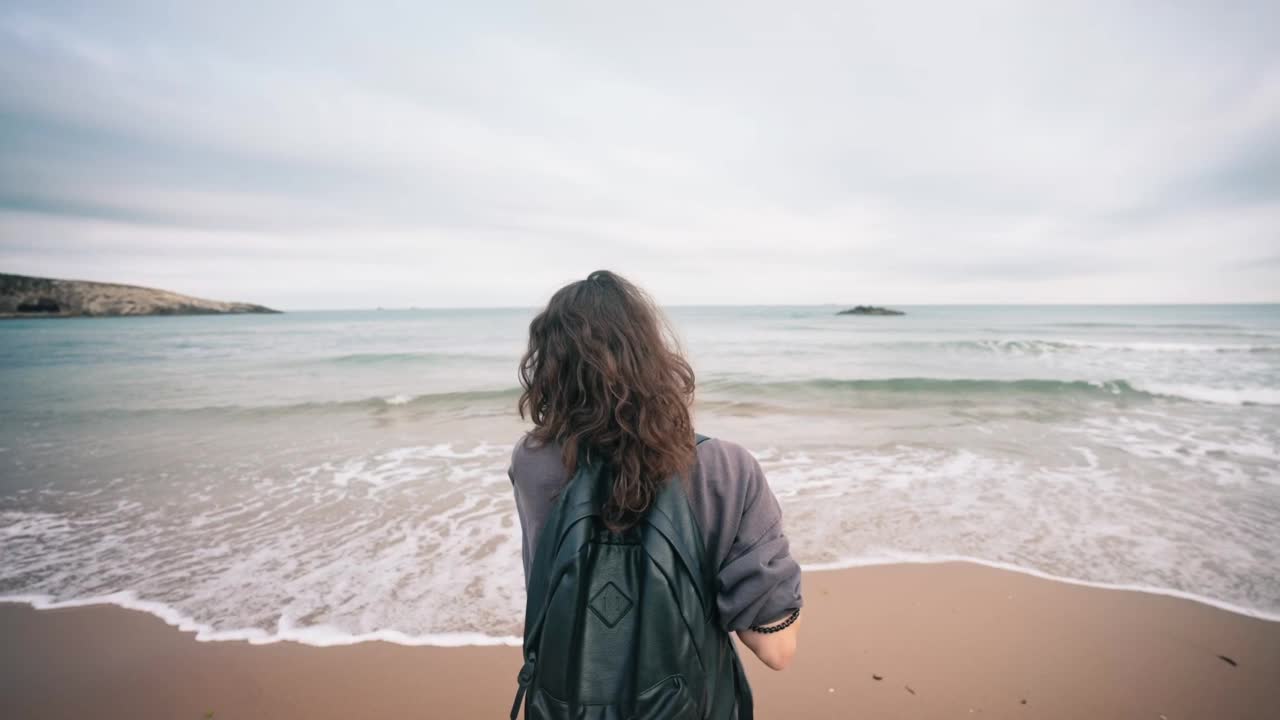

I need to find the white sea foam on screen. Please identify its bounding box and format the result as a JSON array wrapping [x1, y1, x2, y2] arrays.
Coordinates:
[[1056, 340, 1276, 354], [6, 547, 1276, 651], [753, 436, 1280, 624], [0, 592, 522, 646], [0, 511, 75, 538], [2, 425, 1280, 645], [3, 430, 1280, 645], [1131, 381, 1280, 406], [936, 338, 1278, 355], [1, 441, 529, 647]]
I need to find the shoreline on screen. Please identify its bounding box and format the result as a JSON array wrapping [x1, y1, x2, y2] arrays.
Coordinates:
[[801, 554, 1280, 624], [3, 561, 1278, 719], [4, 558, 1276, 651]]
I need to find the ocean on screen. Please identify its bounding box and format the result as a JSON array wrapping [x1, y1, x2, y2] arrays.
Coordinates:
[[1, 304, 1278, 645]]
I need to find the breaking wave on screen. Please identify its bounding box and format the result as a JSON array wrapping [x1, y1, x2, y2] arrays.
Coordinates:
[[702, 377, 1280, 406]]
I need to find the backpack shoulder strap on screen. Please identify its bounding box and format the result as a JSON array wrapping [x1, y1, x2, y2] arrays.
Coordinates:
[[650, 434, 755, 720], [512, 451, 605, 719], [523, 451, 601, 634], [647, 434, 715, 608]]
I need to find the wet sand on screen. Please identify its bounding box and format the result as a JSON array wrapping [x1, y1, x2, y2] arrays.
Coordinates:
[[2, 561, 1277, 719]]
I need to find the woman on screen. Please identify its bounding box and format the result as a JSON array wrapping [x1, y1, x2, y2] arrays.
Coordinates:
[[508, 270, 802, 718]]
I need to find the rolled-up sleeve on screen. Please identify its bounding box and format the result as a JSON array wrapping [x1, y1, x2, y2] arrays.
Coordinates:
[[714, 451, 803, 631]]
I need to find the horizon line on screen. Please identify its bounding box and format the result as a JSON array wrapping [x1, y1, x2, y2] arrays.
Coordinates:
[[278, 301, 1280, 312]]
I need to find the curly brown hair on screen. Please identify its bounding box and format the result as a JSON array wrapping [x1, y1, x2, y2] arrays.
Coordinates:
[[518, 270, 697, 529]]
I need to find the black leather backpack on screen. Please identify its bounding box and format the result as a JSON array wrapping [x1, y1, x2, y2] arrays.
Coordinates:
[[510, 435, 753, 719]]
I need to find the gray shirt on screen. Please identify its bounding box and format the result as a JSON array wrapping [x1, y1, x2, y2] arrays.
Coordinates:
[[508, 435, 803, 631]]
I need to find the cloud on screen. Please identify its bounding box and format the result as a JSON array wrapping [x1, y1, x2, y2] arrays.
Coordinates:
[[1, 1, 1278, 307]]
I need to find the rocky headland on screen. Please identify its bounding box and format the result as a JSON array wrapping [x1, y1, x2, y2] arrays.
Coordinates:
[[0, 273, 281, 318]]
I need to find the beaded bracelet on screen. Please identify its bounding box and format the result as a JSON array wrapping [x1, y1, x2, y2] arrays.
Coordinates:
[[747, 607, 800, 634]]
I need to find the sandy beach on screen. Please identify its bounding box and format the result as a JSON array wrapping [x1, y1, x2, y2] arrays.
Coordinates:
[[3, 561, 1276, 719]]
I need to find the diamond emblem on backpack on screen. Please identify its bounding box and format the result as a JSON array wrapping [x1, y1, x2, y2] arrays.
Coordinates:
[[588, 581, 633, 628]]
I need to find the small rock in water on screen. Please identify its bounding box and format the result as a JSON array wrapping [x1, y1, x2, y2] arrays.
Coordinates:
[[836, 305, 906, 316], [1020, 699, 1027, 705]]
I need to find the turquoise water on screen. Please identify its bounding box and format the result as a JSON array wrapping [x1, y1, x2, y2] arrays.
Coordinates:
[[2, 305, 1278, 643]]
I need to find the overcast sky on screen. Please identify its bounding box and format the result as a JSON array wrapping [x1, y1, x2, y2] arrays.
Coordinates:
[[1, 2, 1278, 308]]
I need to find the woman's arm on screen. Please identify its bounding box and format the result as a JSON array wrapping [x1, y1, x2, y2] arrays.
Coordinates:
[[701, 439, 804, 670], [736, 612, 801, 670]]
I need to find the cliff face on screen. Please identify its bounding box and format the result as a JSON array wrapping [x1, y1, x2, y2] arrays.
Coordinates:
[[0, 273, 281, 318]]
